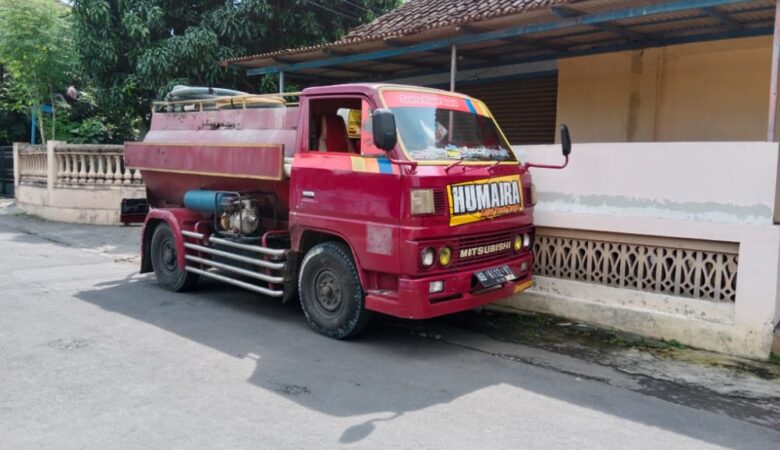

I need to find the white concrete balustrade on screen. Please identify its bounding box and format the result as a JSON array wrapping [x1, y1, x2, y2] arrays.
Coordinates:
[[16, 145, 48, 184], [13, 141, 146, 225], [54, 145, 142, 186]]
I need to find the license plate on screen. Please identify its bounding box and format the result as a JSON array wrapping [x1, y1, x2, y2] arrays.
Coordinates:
[[475, 265, 517, 288]]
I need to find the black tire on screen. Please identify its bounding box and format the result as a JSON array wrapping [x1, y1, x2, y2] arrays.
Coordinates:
[[298, 241, 373, 339], [150, 223, 198, 292]]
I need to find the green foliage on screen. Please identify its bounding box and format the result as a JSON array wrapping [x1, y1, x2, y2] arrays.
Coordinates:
[[0, 69, 29, 144], [0, 0, 77, 143], [40, 110, 80, 142], [69, 117, 110, 144], [663, 339, 687, 350], [69, 114, 139, 144], [71, 0, 401, 130], [2, 0, 400, 144]]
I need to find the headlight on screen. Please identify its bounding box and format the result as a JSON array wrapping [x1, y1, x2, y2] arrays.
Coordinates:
[[411, 189, 435, 215], [439, 246, 452, 266], [514, 233, 532, 251], [421, 247, 435, 268]]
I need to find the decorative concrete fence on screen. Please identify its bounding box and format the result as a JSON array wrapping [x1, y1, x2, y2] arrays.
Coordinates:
[[54, 144, 143, 186], [13, 141, 146, 225], [16, 144, 48, 185], [501, 142, 780, 358]]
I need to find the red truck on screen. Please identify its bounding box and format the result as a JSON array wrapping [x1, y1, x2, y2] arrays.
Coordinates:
[[125, 83, 570, 338]]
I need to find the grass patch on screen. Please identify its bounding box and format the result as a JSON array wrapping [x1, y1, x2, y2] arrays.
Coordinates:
[[662, 339, 687, 350], [439, 309, 780, 378]]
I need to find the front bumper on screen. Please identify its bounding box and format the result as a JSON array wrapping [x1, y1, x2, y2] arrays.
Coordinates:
[[364, 252, 533, 319]]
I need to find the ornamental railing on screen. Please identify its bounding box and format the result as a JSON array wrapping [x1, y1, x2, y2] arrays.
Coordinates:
[[54, 144, 142, 186], [533, 227, 738, 303], [17, 144, 47, 184]]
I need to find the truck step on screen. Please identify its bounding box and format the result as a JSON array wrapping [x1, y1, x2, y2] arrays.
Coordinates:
[[182, 230, 287, 257], [185, 266, 284, 297], [183, 242, 284, 270], [185, 254, 285, 284], [181, 229, 289, 298]]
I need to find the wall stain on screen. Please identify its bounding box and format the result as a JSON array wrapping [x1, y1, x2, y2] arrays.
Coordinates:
[[538, 192, 773, 222], [626, 50, 645, 141]]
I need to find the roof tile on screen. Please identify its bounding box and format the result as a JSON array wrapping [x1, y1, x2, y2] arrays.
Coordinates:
[[341, 0, 569, 42], [224, 0, 573, 65]]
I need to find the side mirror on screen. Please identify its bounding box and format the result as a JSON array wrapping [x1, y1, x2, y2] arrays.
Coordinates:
[[561, 123, 572, 157], [371, 108, 397, 152], [523, 124, 572, 171]]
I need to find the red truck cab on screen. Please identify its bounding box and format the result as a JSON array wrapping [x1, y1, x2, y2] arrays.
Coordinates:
[[125, 83, 570, 338]]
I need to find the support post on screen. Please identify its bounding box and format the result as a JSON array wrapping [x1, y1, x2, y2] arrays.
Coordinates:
[[768, 0, 780, 141], [12, 143, 20, 194], [450, 44, 457, 92], [46, 140, 59, 197], [772, 1, 780, 223], [30, 111, 36, 145], [279, 71, 285, 94]]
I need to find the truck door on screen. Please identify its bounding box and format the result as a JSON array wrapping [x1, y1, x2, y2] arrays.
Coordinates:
[[291, 96, 403, 274]]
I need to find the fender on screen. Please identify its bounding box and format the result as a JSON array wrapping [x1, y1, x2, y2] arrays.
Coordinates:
[[290, 224, 370, 288], [140, 208, 204, 273]]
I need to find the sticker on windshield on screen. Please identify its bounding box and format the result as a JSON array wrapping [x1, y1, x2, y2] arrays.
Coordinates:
[[447, 175, 523, 226]]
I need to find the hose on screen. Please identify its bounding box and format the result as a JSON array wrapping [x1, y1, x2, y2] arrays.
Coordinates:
[[165, 86, 248, 101]]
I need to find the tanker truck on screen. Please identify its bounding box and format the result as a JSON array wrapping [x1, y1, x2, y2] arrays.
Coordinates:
[[124, 83, 571, 339]]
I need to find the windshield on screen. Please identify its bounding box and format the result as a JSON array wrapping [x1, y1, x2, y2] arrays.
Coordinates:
[[379, 90, 516, 162], [392, 107, 516, 162]]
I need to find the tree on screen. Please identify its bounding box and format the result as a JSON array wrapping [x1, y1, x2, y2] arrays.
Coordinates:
[[0, 0, 77, 144], [0, 66, 30, 145], [71, 0, 400, 131]]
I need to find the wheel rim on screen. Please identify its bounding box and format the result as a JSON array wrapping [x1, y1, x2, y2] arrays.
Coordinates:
[[161, 239, 177, 272], [314, 269, 343, 313]]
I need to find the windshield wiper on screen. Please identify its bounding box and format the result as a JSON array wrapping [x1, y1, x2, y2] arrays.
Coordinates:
[[445, 158, 465, 173], [487, 159, 504, 172]]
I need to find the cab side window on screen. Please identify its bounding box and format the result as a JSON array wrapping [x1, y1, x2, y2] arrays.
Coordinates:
[[309, 98, 361, 154]]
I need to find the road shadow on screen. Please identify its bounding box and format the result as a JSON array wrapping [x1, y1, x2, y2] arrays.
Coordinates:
[[70, 273, 780, 447]]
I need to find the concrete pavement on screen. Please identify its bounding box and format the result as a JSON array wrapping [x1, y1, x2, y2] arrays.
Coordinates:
[[1, 210, 779, 449]]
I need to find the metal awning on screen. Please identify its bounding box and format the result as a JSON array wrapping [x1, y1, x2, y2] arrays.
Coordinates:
[[225, 0, 775, 84]]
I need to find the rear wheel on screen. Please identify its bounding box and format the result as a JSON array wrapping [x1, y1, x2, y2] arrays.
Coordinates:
[[150, 223, 198, 292], [298, 241, 372, 339]]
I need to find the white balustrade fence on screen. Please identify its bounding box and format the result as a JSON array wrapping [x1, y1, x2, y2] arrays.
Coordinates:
[[54, 144, 142, 185], [17, 145, 47, 184], [12, 141, 147, 225]]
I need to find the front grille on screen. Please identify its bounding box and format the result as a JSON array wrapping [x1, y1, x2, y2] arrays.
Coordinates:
[[433, 189, 446, 214], [452, 229, 517, 269]]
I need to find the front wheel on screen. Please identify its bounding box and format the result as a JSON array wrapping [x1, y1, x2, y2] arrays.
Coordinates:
[[298, 241, 373, 339], [150, 223, 199, 292]]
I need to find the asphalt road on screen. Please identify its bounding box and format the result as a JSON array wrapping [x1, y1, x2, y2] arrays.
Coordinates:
[[1, 217, 779, 449]]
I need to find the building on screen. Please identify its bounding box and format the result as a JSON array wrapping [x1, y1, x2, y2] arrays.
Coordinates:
[[224, 0, 780, 358]]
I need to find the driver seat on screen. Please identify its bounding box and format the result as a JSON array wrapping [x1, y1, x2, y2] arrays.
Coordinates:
[[318, 114, 354, 153]]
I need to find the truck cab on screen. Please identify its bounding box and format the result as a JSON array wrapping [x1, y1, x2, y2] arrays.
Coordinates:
[[125, 83, 570, 339], [292, 84, 535, 318]]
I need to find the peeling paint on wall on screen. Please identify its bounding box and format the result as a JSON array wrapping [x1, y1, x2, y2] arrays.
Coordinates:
[[537, 192, 773, 225]]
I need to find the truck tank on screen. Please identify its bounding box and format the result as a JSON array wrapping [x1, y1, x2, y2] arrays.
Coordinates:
[[125, 95, 299, 219]]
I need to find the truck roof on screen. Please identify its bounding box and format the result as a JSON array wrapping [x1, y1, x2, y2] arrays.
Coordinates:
[[301, 83, 470, 99], [152, 83, 472, 114]]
